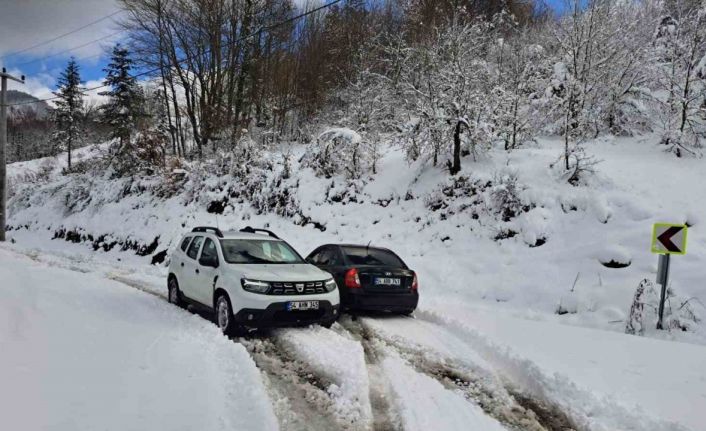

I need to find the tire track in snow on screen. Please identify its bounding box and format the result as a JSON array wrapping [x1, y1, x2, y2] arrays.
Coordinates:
[[335, 318, 403, 431], [240, 335, 345, 431], [348, 315, 579, 431]]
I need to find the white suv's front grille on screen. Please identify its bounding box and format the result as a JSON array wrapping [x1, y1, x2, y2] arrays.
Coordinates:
[[269, 281, 327, 295]]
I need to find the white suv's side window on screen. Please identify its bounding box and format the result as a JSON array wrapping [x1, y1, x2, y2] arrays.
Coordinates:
[[180, 236, 192, 253], [200, 238, 219, 265], [186, 236, 204, 260]]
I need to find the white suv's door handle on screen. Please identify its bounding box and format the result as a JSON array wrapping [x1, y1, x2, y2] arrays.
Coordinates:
[[195, 268, 200, 274], [180, 262, 184, 267]]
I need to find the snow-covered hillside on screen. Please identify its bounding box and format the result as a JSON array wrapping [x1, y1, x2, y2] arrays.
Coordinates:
[[7, 134, 706, 344]]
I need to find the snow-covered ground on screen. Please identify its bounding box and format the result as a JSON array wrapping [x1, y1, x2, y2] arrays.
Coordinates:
[[0, 248, 278, 431], [4, 134, 706, 430]]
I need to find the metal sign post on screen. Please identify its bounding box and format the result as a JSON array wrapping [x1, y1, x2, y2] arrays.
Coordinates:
[[656, 254, 671, 330], [651, 223, 687, 330]]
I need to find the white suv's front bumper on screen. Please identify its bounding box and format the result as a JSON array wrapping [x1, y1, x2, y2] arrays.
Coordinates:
[[231, 288, 340, 328]]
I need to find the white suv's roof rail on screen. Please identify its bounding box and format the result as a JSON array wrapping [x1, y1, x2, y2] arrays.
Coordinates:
[[239, 226, 280, 239], [191, 226, 224, 238]]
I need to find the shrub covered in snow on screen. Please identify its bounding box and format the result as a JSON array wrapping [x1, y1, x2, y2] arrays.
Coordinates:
[[302, 128, 372, 179], [424, 172, 534, 240], [626, 279, 703, 336]]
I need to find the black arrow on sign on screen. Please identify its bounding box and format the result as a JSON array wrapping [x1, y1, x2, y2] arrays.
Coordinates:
[[657, 226, 683, 252]]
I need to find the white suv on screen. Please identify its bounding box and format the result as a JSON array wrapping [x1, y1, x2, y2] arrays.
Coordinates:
[[168, 226, 340, 335]]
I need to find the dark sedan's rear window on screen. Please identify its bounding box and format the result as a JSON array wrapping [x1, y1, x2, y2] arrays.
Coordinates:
[[341, 247, 406, 268]]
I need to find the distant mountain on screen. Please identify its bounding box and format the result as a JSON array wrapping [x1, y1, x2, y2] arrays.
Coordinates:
[[7, 90, 50, 118]]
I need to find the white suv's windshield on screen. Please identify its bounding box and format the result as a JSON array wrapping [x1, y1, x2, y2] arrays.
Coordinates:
[[220, 239, 304, 264]]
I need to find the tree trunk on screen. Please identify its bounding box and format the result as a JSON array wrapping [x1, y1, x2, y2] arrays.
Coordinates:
[[233, 2, 253, 131], [564, 107, 571, 171], [67, 136, 72, 170], [450, 120, 463, 175], [156, 1, 177, 157]]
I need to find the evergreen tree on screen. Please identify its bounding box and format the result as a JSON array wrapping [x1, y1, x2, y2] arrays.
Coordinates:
[[99, 44, 145, 173], [52, 57, 85, 171]]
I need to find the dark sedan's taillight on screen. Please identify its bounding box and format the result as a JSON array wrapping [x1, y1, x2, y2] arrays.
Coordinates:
[[411, 272, 419, 291], [345, 268, 362, 288]]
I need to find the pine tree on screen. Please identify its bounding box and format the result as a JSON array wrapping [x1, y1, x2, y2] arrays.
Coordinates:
[[99, 44, 145, 173], [52, 57, 85, 171]]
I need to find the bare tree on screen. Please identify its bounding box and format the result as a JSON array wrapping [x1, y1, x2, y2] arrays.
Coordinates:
[[653, 0, 706, 157]]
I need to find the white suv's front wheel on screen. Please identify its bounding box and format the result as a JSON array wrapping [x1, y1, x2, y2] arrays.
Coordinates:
[[216, 294, 245, 337]]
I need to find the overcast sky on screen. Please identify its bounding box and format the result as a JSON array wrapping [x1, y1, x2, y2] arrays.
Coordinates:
[[1, 0, 563, 105]]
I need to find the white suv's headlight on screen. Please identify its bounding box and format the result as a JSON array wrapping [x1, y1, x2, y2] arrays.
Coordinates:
[[241, 279, 270, 294], [324, 278, 337, 292]]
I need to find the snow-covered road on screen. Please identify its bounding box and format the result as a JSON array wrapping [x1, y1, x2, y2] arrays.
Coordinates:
[[1, 244, 703, 431]]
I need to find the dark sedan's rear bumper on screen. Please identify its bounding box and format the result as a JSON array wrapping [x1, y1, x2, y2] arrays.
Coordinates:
[[345, 291, 419, 313], [233, 301, 340, 328]]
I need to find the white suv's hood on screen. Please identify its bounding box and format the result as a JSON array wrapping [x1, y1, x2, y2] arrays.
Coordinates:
[[235, 264, 331, 282]]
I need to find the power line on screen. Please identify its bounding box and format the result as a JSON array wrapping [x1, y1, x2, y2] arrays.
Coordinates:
[[0, 10, 123, 61], [8, 0, 343, 107], [10, 31, 124, 69]]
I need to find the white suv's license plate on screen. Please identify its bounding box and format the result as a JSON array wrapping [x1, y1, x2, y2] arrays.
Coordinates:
[[374, 277, 401, 286], [287, 301, 320, 311]]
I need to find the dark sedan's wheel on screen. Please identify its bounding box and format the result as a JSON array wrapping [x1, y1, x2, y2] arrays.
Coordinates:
[[402, 309, 415, 317], [168, 277, 185, 308]]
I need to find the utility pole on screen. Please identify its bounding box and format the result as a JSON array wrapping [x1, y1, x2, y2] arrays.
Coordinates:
[[0, 67, 25, 242]]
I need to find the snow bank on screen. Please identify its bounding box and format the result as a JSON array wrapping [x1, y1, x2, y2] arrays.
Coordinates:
[[0, 248, 278, 431], [275, 326, 373, 429]]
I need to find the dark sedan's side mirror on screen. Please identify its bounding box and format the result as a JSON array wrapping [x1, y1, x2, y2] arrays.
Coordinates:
[[199, 255, 219, 268]]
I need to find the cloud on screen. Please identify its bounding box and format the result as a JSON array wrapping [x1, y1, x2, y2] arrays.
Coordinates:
[[84, 79, 110, 106], [7, 68, 55, 100], [0, 0, 123, 61], [7, 68, 108, 108]]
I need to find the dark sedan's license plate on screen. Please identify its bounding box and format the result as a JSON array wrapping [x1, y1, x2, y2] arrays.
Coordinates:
[[287, 301, 320, 311], [374, 277, 401, 286]]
